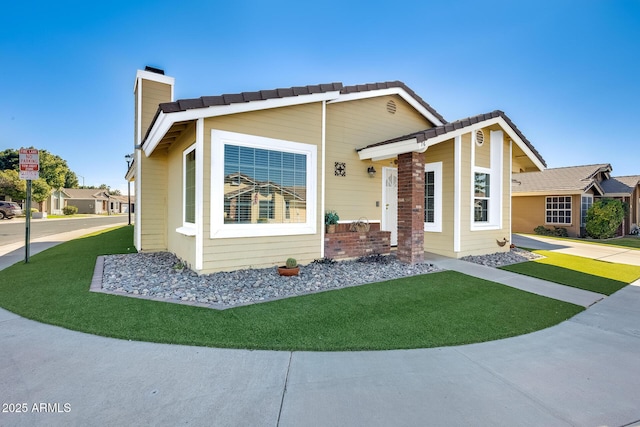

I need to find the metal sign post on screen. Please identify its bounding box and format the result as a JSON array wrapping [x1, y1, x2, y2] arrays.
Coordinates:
[[19, 148, 39, 264], [25, 180, 32, 263]]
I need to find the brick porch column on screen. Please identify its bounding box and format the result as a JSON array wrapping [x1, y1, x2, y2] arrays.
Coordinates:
[[397, 151, 424, 264]]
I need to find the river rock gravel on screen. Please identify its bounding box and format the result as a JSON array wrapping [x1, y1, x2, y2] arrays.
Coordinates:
[[101, 248, 542, 308], [101, 252, 442, 308], [461, 248, 544, 267]]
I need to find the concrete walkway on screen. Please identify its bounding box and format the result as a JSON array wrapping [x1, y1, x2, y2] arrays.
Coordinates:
[[2, 282, 640, 426], [2, 232, 640, 425], [427, 253, 604, 307], [513, 233, 640, 266]]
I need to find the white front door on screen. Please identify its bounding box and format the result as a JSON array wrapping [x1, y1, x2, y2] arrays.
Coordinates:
[[382, 167, 398, 246]]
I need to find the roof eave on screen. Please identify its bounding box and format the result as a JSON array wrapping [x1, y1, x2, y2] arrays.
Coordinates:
[[142, 90, 341, 156]]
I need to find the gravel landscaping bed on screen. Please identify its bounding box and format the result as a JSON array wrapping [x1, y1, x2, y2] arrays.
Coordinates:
[[462, 248, 544, 267], [101, 248, 542, 308], [101, 253, 442, 308]]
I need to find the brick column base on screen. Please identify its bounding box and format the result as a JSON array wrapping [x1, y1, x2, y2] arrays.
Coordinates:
[[397, 151, 424, 264]]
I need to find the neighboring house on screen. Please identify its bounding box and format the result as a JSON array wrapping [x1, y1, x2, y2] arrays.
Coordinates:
[[110, 194, 136, 214], [512, 164, 640, 237], [600, 175, 640, 235], [47, 188, 71, 215], [62, 188, 112, 214], [130, 67, 545, 274]]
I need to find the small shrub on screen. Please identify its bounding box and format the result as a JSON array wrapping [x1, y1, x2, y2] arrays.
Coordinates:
[[63, 205, 78, 215], [534, 225, 568, 237], [585, 198, 625, 239]]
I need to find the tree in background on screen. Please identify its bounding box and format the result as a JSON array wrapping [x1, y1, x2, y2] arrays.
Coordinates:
[[0, 169, 50, 207], [0, 148, 78, 190], [585, 198, 627, 239]]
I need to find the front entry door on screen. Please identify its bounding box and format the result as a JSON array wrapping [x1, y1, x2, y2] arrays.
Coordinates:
[[382, 167, 398, 246]]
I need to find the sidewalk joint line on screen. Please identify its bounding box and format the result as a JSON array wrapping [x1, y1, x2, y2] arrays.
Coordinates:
[[276, 352, 293, 426]]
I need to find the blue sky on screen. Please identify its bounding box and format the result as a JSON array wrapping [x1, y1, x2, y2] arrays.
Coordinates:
[[2, 1, 639, 193]]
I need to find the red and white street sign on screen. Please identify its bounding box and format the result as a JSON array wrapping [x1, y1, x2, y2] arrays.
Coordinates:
[[19, 148, 39, 180]]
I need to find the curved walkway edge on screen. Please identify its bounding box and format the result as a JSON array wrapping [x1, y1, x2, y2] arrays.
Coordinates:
[[1, 281, 640, 426]]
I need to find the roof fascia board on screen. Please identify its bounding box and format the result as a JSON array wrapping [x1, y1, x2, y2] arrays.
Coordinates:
[[329, 87, 445, 126], [143, 90, 341, 156], [603, 192, 632, 197], [358, 116, 545, 170], [512, 190, 582, 196], [357, 138, 424, 161]]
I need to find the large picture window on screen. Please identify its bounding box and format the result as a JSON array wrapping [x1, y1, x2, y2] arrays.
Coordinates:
[[474, 172, 490, 222], [546, 196, 572, 224], [223, 145, 307, 224], [211, 130, 317, 238]]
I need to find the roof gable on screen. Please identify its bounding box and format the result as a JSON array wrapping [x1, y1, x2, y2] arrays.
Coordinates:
[[512, 164, 612, 195], [356, 110, 546, 169]]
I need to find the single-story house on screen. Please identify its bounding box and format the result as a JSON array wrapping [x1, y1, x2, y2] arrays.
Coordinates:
[[58, 188, 112, 214], [512, 164, 640, 237], [130, 67, 545, 274]]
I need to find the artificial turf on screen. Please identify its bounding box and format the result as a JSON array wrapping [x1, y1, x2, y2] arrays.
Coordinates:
[[0, 226, 583, 351], [500, 250, 640, 295]]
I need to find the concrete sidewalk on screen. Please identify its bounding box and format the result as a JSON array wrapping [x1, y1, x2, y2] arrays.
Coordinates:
[[513, 233, 640, 266], [1, 282, 639, 426], [428, 253, 604, 307]]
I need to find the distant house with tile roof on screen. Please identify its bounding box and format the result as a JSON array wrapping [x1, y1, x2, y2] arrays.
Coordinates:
[[128, 67, 546, 274], [46, 188, 126, 215], [512, 164, 640, 237]]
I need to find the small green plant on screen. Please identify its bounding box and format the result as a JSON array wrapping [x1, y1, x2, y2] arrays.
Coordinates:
[[285, 258, 297, 268], [325, 210, 339, 225], [63, 205, 78, 215]]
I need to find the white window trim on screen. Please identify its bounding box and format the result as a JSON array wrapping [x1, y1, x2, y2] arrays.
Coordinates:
[[471, 130, 503, 231], [210, 129, 317, 239], [177, 142, 197, 236], [424, 161, 442, 232], [580, 194, 593, 228], [546, 195, 573, 225]]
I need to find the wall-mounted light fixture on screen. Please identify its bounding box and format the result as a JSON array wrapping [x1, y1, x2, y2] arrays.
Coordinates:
[[367, 166, 376, 177]]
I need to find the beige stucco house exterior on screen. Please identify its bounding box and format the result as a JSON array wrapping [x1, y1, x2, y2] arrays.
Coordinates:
[[512, 164, 640, 237], [129, 67, 546, 274]]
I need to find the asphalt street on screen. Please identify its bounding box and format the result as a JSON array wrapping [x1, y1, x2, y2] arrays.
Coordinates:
[[0, 215, 128, 246]]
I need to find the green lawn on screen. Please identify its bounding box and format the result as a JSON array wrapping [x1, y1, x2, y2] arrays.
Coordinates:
[[0, 227, 583, 351], [501, 250, 640, 295]]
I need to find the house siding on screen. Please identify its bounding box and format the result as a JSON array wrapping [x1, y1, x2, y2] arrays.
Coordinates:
[[324, 95, 433, 223], [166, 125, 197, 267], [512, 194, 583, 237], [139, 151, 168, 251], [140, 80, 171, 140], [199, 103, 323, 273], [423, 139, 454, 255], [457, 130, 511, 257]]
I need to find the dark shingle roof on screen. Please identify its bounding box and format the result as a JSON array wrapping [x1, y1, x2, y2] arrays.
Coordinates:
[[159, 83, 345, 113], [357, 110, 546, 167], [156, 80, 447, 124], [601, 175, 640, 195]]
